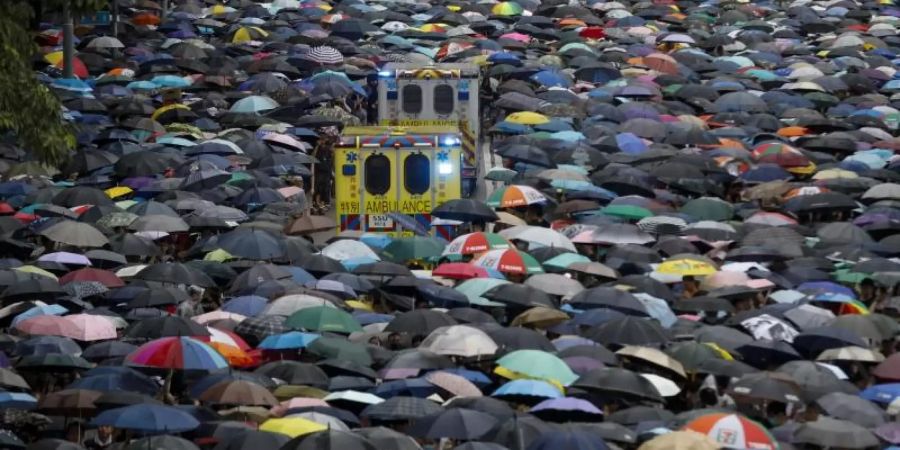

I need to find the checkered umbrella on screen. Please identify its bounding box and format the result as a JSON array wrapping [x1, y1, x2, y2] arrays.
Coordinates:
[[234, 315, 288, 345], [362, 396, 444, 421]]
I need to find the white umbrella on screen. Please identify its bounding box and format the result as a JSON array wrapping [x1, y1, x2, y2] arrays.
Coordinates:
[[421, 325, 498, 358], [262, 294, 335, 317], [499, 225, 576, 251], [320, 239, 380, 261]]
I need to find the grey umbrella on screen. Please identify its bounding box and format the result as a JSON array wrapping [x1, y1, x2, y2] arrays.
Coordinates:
[[793, 417, 879, 449], [39, 220, 109, 248], [816, 392, 886, 428], [128, 214, 190, 233]]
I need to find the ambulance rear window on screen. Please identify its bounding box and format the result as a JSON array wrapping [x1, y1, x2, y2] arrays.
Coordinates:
[[404, 153, 430, 195], [364, 154, 391, 195], [402, 85, 422, 114], [434, 84, 455, 115]]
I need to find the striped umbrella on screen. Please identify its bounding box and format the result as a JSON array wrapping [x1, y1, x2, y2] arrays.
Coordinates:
[[307, 46, 344, 65], [684, 413, 778, 450], [472, 249, 543, 275], [126, 337, 229, 371], [443, 232, 511, 256], [487, 185, 548, 208]]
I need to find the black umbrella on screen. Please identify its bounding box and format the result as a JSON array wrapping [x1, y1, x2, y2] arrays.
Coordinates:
[[254, 361, 329, 388], [483, 284, 556, 309], [384, 310, 457, 336], [124, 316, 210, 340], [280, 430, 375, 450], [726, 371, 803, 404], [409, 408, 498, 440], [585, 317, 670, 348], [214, 228, 286, 261], [432, 199, 499, 223], [571, 367, 663, 402], [133, 262, 215, 287], [607, 405, 675, 427], [354, 427, 420, 450]]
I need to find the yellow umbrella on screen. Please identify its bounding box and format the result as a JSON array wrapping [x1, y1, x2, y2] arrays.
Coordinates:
[[104, 186, 133, 199], [204, 249, 234, 262], [657, 258, 717, 276], [638, 431, 720, 450], [14, 265, 59, 280], [786, 162, 816, 175], [505, 111, 550, 125], [151, 103, 192, 121], [704, 342, 734, 361], [260, 417, 327, 438], [232, 26, 269, 44], [346, 300, 373, 312], [812, 168, 858, 180]]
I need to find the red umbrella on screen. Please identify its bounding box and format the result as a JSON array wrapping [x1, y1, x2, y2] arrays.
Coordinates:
[[433, 263, 491, 280], [59, 268, 125, 288], [579, 27, 605, 39]]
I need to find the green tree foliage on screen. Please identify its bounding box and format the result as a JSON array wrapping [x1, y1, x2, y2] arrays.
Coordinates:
[[0, 2, 83, 166]]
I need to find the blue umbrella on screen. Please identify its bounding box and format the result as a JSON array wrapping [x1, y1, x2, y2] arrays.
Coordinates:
[[126, 80, 159, 91], [527, 430, 610, 450], [92, 404, 200, 434], [441, 368, 492, 387], [150, 75, 191, 88], [616, 133, 647, 154], [373, 378, 437, 399], [797, 281, 856, 298], [492, 380, 562, 400], [222, 295, 268, 316], [69, 372, 160, 396], [16, 336, 80, 357], [12, 304, 68, 325], [51, 78, 93, 93], [860, 383, 900, 404], [0, 392, 37, 410], [531, 70, 572, 88], [258, 331, 320, 350]]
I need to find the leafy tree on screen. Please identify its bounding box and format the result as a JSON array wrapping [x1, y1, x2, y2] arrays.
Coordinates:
[[0, 1, 106, 166]]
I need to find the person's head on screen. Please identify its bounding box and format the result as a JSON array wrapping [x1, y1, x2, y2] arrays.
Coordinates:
[[859, 278, 876, 301], [97, 425, 113, 440]]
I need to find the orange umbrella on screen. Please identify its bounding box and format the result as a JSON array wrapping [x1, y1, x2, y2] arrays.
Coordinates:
[[132, 12, 161, 26], [209, 342, 257, 368], [777, 126, 810, 137], [558, 18, 586, 28]]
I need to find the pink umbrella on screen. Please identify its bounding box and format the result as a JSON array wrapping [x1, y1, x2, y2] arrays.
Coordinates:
[[500, 32, 531, 43], [15, 315, 80, 337], [425, 371, 482, 398], [64, 314, 117, 341], [270, 397, 329, 417]]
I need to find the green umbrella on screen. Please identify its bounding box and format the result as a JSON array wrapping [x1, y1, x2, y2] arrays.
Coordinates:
[[542, 253, 591, 271], [382, 237, 445, 263], [680, 197, 735, 221], [495, 349, 578, 386], [305, 336, 372, 366], [832, 269, 867, 284], [285, 306, 362, 334], [600, 205, 653, 220]]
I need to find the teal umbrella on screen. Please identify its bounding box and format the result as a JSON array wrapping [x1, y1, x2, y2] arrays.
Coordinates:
[[454, 278, 509, 307], [382, 237, 445, 263]]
